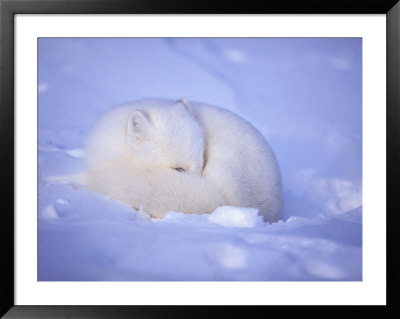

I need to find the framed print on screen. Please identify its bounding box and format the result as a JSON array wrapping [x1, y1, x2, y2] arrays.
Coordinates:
[[1, 0, 399, 318]]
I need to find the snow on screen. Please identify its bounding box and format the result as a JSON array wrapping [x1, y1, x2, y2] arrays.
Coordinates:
[[38, 38, 362, 281], [207, 206, 262, 227], [40, 204, 59, 220]]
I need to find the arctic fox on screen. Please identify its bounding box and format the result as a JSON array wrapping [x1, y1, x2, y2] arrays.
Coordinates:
[[65, 98, 283, 222]]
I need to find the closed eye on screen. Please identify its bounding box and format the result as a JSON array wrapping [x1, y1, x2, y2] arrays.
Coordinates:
[[174, 168, 185, 173]]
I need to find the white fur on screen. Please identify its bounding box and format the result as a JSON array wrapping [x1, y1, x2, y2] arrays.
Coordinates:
[[61, 98, 283, 222]]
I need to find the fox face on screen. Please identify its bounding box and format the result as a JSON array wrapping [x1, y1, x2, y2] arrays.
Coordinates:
[[125, 99, 205, 175]]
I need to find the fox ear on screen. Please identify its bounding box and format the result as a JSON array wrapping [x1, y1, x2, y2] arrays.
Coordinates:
[[126, 110, 151, 141], [176, 97, 192, 114]]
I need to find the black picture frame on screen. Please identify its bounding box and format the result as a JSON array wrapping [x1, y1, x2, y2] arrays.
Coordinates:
[[1, 0, 399, 318]]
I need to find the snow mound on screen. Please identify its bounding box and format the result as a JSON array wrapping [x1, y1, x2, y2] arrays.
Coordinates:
[[40, 204, 59, 219], [208, 206, 262, 227], [207, 243, 248, 269]]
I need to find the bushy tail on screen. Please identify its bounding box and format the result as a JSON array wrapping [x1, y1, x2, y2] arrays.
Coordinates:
[[40, 172, 88, 186]]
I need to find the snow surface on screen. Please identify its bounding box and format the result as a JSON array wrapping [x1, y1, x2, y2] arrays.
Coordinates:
[[38, 38, 362, 281]]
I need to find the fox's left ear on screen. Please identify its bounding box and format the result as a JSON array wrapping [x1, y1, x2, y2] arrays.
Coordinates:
[[126, 110, 151, 142], [176, 97, 192, 114]]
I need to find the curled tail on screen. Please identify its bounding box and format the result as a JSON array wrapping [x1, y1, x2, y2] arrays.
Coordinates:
[[41, 172, 88, 186]]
